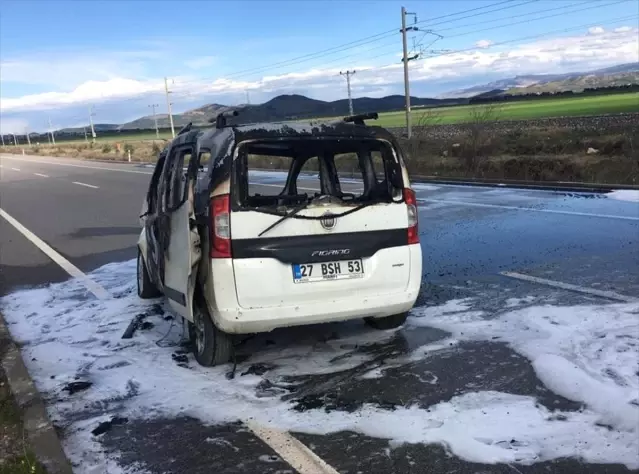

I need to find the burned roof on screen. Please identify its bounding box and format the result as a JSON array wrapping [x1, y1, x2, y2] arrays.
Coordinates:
[[165, 114, 405, 194], [232, 118, 397, 142]]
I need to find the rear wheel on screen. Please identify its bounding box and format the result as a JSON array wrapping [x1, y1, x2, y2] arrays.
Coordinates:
[[189, 299, 233, 367], [137, 248, 161, 299], [364, 312, 408, 330]]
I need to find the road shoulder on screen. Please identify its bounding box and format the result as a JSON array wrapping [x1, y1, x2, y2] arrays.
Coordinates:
[[0, 311, 73, 474]]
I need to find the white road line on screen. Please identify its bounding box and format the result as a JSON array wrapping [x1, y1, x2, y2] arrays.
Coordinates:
[[11, 167, 20, 171], [1, 156, 152, 175], [72, 181, 99, 189], [501, 271, 639, 303], [0, 208, 110, 300], [34, 173, 49, 178], [419, 198, 639, 222], [246, 421, 340, 474]]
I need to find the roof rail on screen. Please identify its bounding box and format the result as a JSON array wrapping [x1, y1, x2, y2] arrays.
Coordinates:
[[212, 110, 239, 128], [343, 112, 379, 125]]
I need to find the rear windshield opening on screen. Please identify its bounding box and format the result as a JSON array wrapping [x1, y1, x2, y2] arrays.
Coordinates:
[[234, 139, 404, 209]]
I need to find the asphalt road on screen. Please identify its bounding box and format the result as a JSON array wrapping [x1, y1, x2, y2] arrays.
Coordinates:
[[1, 153, 638, 474]]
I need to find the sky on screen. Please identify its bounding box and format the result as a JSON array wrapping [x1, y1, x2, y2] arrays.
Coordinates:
[[0, 0, 637, 133]]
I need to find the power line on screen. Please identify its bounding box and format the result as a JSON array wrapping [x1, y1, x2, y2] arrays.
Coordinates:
[[441, 0, 632, 40], [414, 0, 539, 27], [417, 14, 639, 61], [172, 0, 530, 88], [434, 0, 600, 34]]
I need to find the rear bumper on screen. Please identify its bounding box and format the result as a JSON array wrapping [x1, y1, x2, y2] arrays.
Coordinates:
[[213, 289, 419, 334], [207, 243, 422, 334]]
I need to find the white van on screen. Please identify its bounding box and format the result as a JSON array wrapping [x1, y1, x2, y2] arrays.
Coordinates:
[[137, 113, 422, 366]]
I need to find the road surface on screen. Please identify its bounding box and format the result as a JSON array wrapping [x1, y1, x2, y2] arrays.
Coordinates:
[[1, 153, 638, 474]]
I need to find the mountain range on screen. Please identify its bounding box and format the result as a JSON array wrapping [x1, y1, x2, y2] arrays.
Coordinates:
[[439, 62, 639, 98], [58, 62, 639, 133]]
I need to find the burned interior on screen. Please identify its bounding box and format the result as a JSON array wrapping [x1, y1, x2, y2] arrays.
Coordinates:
[[232, 137, 405, 211]]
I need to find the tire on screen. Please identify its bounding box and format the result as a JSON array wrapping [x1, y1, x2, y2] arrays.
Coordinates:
[[189, 299, 233, 367], [137, 248, 161, 299], [364, 312, 408, 330]]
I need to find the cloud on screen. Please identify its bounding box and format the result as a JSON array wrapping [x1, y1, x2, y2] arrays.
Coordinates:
[[2, 25, 637, 125], [588, 26, 605, 35], [0, 51, 160, 89], [474, 40, 493, 49], [1, 78, 166, 112]]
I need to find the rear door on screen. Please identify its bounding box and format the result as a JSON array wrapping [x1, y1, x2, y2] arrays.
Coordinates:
[[230, 139, 413, 309], [160, 141, 202, 321]]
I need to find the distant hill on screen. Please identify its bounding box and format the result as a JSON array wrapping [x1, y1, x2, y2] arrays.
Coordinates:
[[507, 71, 639, 95], [55, 62, 639, 134], [440, 62, 639, 98], [113, 94, 463, 131]]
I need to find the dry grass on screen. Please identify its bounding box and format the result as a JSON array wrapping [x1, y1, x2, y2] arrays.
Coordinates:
[[2, 117, 637, 185]]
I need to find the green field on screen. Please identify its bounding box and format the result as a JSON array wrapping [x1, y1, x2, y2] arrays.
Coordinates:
[[42, 91, 638, 145], [375, 92, 639, 127]]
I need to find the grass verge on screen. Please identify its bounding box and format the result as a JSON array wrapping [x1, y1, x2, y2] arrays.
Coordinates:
[[0, 335, 47, 474]]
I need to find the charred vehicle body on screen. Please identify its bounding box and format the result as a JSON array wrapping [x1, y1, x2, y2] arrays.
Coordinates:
[[137, 112, 422, 367]]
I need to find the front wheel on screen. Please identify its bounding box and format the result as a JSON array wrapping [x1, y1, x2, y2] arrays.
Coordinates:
[[189, 300, 233, 367], [137, 248, 161, 299], [364, 312, 408, 330]]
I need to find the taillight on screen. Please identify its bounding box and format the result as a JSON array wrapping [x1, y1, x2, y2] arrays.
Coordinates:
[[210, 194, 231, 258], [403, 188, 419, 245]]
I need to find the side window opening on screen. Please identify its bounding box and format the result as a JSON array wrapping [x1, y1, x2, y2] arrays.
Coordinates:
[[146, 154, 166, 215], [165, 146, 193, 211], [198, 150, 211, 171]]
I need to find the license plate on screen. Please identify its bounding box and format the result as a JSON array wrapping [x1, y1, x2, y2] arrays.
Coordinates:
[[292, 259, 364, 283]]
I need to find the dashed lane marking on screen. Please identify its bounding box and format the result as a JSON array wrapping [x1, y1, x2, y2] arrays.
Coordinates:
[[34, 173, 49, 178], [72, 181, 99, 189], [501, 271, 639, 303]]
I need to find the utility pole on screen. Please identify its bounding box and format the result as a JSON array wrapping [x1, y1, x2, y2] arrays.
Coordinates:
[[400, 6, 419, 139], [246, 90, 251, 105], [48, 116, 56, 145], [148, 104, 160, 138], [164, 77, 175, 138], [83, 127, 89, 143], [12, 134, 18, 146], [88, 106, 97, 142], [25, 130, 31, 146], [340, 70, 356, 115], [1, 134, 4, 147]]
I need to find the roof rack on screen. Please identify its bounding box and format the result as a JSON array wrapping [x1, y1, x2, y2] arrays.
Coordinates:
[[176, 122, 193, 136], [343, 112, 379, 125], [212, 110, 239, 128]]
